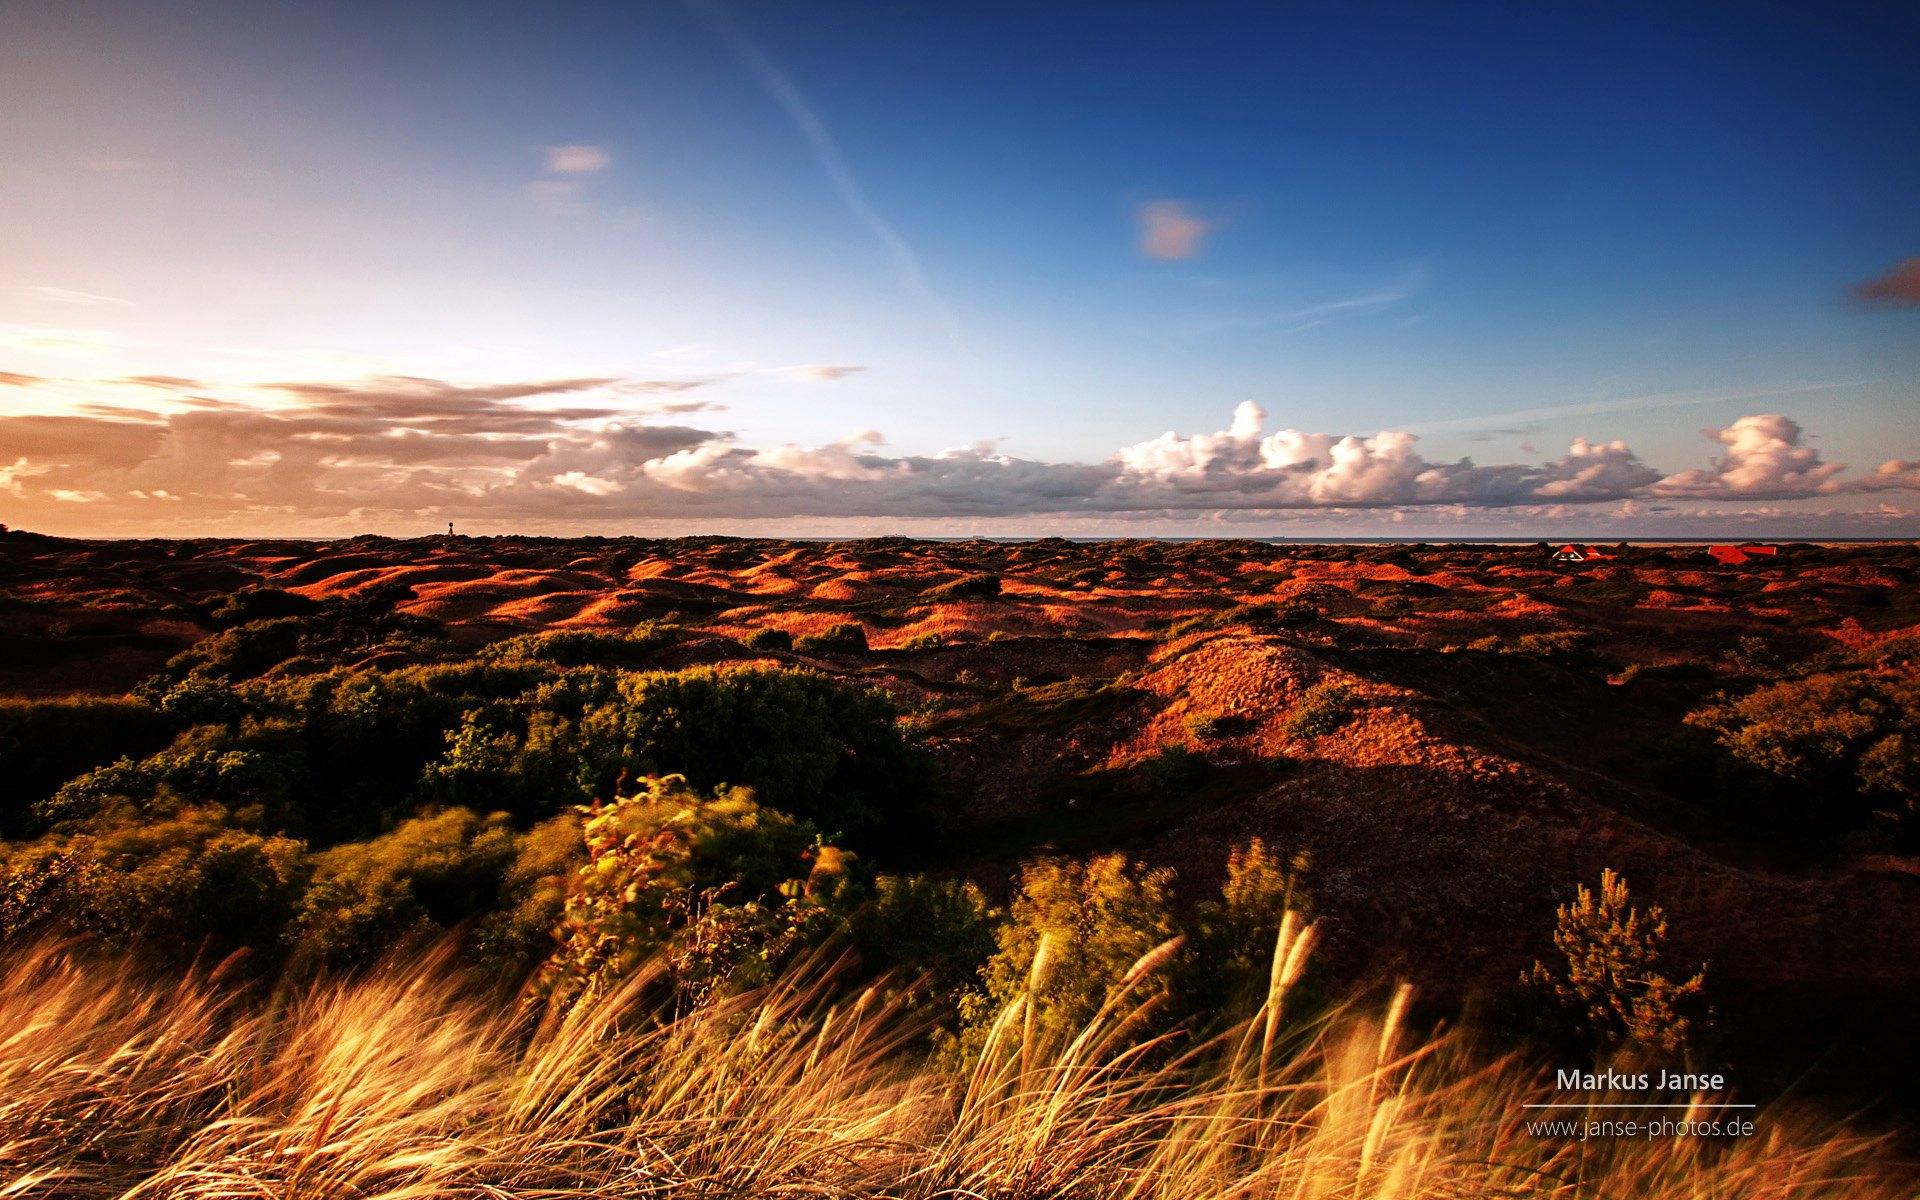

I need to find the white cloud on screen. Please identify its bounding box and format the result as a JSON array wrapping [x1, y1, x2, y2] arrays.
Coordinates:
[[1137, 200, 1215, 261], [1856, 460, 1920, 493], [542, 144, 610, 174], [1654, 414, 1847, 499], [0, 457, 51, 495], [0, 372, 1913, 534], [1108, 402, 1659, 508], [782, 364, 867, 382], [553, 470, 623, 496]]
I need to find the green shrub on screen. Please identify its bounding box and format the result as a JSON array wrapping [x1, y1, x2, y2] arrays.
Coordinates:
[[0, 697, 178, 837], [1182, 840, 1317, 1018], [1513, 630, 1596, 660], [538, 776, 848, 1006], [924, 574, 1001, 601], [1184, 712, 1239, 740], [0, 809, 308, 952], [208, 587, 320, 627], [580, 666, 932, 845], [959, 843, 1312, 1051], [963, 854, 1181, 1047], [898, 631, 945, 651], [1285, 681, 1356, 738], [847, 873, 996, 1002], [743, 627, 793, 652], [1686, 667, 1920, 831], [288, 808, 522, 971], [795, 622, 868, 653], [472, 812, 585, 975], [1525, 869, 1707, 1054], [151, 600, 443, 687], [626, 618, 687, 654], [39, 741, 305, 833], [480, 624, 683, 667], [1140, 743, 1208, 792], [1277, 599, 1320, 625]]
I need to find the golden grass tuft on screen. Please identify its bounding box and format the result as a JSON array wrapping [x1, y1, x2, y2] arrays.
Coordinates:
[[0, 937, 1905, 1199]]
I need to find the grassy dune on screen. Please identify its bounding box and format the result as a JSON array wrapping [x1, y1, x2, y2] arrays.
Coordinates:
[[1, 938, 1904, 1200]]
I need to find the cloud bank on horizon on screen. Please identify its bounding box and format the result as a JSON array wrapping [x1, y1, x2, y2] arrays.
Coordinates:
[[2, 372, 1916, 537]]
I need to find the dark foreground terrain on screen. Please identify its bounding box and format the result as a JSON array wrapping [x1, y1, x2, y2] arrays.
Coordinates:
[[2, 528, 1918, 1118]]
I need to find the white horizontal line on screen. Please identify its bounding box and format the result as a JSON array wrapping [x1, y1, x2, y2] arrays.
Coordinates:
[[1524, 1103, 1758, 1109]]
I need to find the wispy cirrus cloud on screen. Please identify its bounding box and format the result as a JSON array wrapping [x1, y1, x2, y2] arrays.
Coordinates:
[[117, 375, 205, 391], [687, 0, 967, 354], [0, 324, 135, 354], [31, 286, 133, 307]]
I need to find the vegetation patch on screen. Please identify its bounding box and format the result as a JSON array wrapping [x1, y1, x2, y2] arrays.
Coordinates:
[[1285, 681, 1357, 738], [923, 573, 1002, 601], [796, 621, 869, 653]]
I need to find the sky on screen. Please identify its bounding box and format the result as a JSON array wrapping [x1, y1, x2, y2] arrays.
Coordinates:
[[1, 0, 1916, 538]]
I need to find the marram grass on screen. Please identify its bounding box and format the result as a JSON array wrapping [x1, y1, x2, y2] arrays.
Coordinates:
[[0, 936, 1905, 1199]]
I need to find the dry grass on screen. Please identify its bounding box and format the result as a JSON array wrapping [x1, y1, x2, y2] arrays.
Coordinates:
[[0, 935, 1905, 1199]]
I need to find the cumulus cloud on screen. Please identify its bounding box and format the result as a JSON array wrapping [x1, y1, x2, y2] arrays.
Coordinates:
[[1855, 460, 1920, 493], [1852, 258, 1920, 307], [1136, 200, 1215, 261], [1653, 414, 1846, 499], [1107, 402, 1660, 509], [542, 144, 610, 174], [552, 471, 623, 496], [0, 374, 1915, 534], [0, 457, 51, 494]]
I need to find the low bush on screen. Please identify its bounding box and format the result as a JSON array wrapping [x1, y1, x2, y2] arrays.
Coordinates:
[[1524, 869, 1707, 1054], [743, 626, 793, 652], [1139, 743, 1208, 792], [1184, 712, 1239, 740], [480, 621, 685, 667], [1285, 681, 1356, 738], [1686, 664, 1920, 834], [0, 697, 179, 837], [796, 622, 869, 653], [538, 776, 845, 1006], [288, 808, 527, 972], [923, 574, 1001, 601], [959, 840, 1312, 1053]]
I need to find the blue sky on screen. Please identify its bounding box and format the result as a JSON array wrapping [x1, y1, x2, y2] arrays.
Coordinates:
[[1, 1, 1916, 535]]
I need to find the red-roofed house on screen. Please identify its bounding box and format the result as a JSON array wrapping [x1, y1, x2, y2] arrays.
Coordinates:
[[1707, 543, 1780, 565], [1551, 544, 1614, 563]]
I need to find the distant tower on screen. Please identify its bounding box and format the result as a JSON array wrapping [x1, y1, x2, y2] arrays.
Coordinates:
[[447, 521, 455, 537]]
